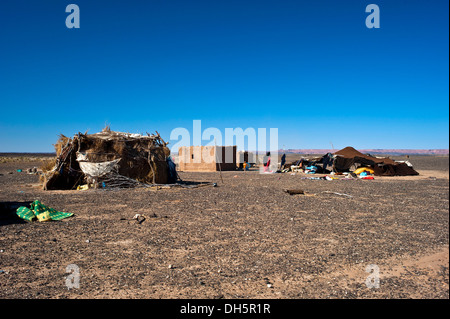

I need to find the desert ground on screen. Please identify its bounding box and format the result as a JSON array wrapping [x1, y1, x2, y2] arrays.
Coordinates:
[[0, 154, 448, 299]]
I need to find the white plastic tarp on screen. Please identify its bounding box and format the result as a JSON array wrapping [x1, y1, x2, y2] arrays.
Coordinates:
[[76, 153, 121, 177]]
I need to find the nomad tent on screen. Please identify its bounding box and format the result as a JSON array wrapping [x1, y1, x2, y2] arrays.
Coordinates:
[[42, 128, 177, 190], [287, 146, 419, 176], [332, 147, 419, 176]]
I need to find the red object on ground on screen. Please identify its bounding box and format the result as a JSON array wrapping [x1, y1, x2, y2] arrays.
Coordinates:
[[264, 158, 271, 172]]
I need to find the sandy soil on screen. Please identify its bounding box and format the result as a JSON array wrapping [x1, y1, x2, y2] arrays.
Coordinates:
[[0, 155, 448, 299]]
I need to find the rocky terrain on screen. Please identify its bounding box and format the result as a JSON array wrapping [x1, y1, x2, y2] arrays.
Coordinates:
[[0, 155, 448, 299]]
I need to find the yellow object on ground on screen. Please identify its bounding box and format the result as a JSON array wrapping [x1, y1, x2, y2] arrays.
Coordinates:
[[37, 211, 51, 222], [16, 200, 73, 222], [77, 184, 89, 191], [353, 167, 375, 175]]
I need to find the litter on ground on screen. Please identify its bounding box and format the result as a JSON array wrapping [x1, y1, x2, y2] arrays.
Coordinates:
[[284, 189, 305, 195], [16, 200, 74, 222]]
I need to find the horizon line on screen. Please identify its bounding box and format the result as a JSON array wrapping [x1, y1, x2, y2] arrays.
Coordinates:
[[1, 148, 449, 156]]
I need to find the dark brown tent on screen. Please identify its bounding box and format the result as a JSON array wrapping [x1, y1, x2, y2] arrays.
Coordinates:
[[332, 147, 419, 176]]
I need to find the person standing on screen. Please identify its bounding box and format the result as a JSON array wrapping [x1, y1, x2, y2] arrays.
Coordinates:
[[280, 153, 286, 170]]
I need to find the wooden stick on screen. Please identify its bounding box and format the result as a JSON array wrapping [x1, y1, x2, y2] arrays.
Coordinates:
[[214, 139, 224, 184], [284, 189, 305, 195]]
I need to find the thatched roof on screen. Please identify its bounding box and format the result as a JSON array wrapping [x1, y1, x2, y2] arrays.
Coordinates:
[[42, 129, 173, 190]]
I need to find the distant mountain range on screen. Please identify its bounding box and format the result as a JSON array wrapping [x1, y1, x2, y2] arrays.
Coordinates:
[[2, 149, 448, 157], [282, 149, 449, 155]]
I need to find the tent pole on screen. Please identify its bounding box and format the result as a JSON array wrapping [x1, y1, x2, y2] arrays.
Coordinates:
[[214, 138, 224, 184]]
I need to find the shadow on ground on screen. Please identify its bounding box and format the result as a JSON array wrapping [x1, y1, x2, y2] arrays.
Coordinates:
[[0, 201, 31, 226]]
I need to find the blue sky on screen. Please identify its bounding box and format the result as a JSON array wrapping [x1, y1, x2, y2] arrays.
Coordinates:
[[0, 0, 448, 152]]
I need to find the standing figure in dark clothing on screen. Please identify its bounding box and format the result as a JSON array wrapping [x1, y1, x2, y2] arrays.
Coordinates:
[[280, 153, 286, 171]]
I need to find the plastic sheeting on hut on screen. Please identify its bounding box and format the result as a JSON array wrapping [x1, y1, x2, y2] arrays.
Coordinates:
[[42, 128, 177, 190]]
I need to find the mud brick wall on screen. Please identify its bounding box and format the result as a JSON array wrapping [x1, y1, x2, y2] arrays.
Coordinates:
[[178, 146, 236, 171]]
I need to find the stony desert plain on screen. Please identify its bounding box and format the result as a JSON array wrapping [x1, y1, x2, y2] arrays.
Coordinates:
[[0, 154, 448, 299]]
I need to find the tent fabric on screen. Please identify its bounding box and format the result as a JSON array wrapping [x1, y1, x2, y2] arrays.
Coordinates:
[[332, 147, 419, 176], [334, 146, 397, 165], [372, 162, 419, 176]]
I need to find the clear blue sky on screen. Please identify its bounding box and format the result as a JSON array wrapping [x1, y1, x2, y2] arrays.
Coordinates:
[[0, 0, 448, 152]]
